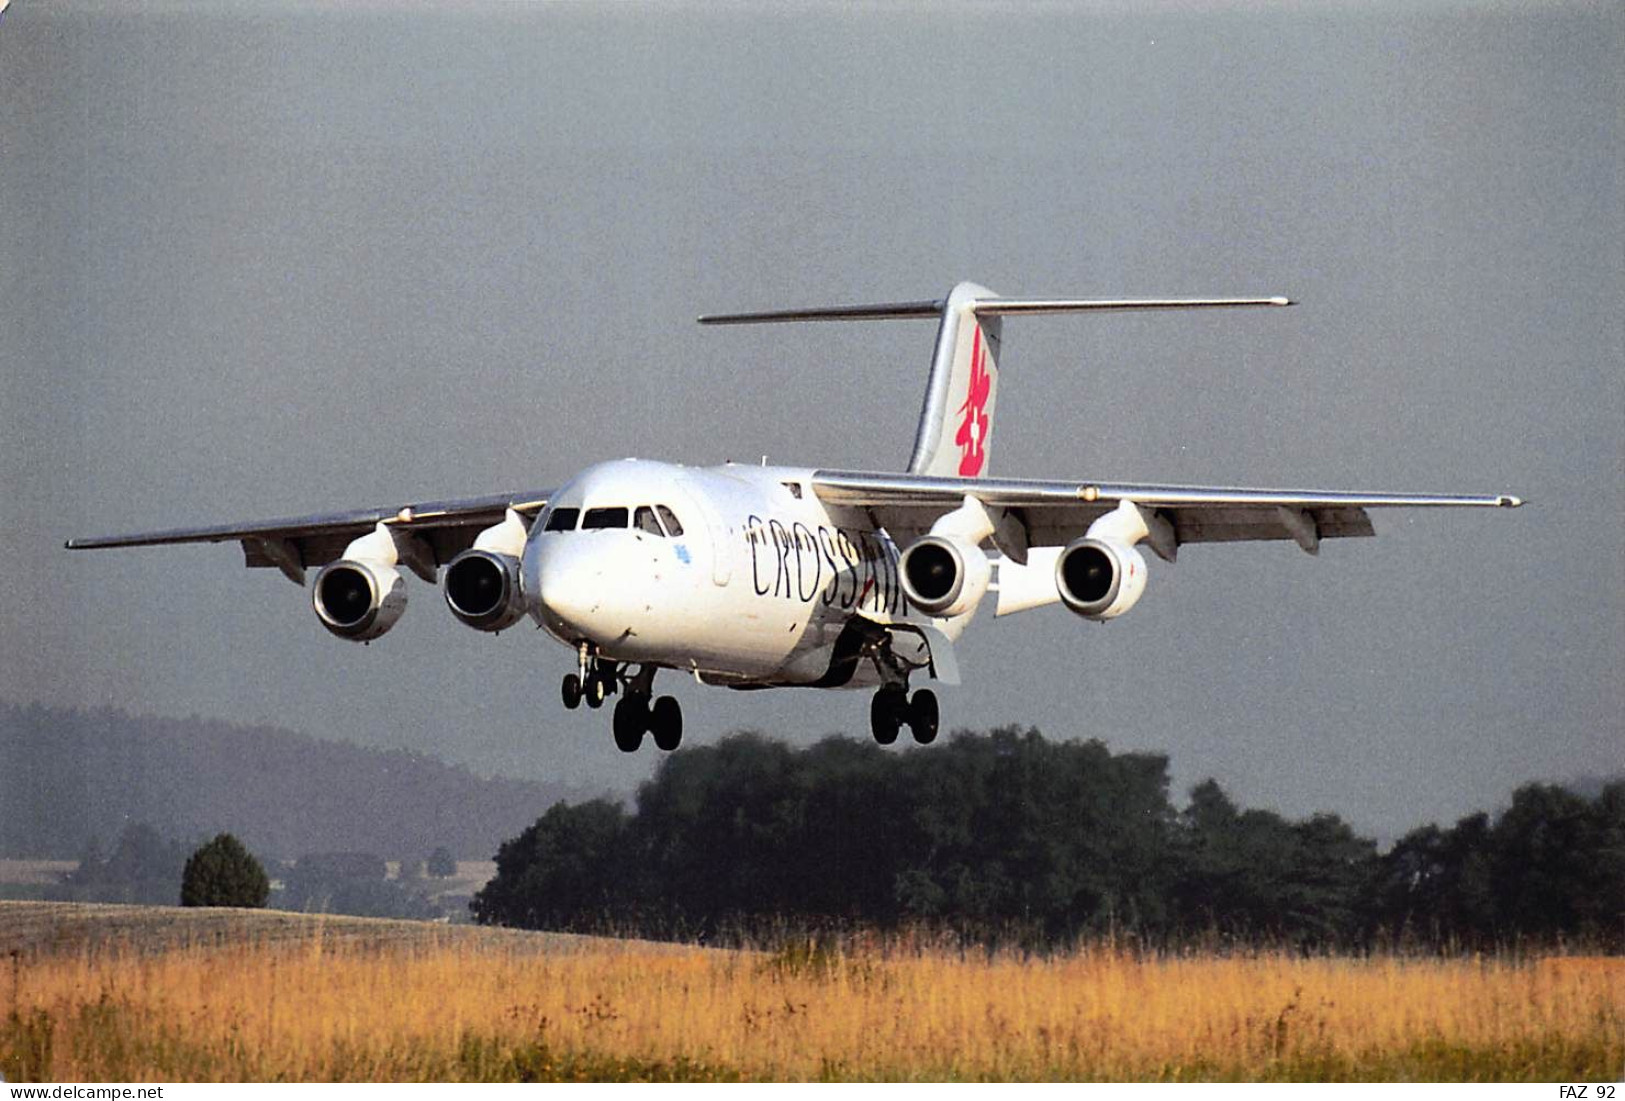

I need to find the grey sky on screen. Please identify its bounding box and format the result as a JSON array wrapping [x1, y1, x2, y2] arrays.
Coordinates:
[[2, 1, 1619, 839]]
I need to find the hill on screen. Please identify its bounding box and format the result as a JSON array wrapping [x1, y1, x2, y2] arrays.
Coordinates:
[[0, 702, 594, 861], [0, 900, 651, 958]]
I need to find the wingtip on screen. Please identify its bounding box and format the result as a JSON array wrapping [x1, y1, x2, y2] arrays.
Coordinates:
[[1272, 296, 1294, 306], [1499, 495, 1525, 508]]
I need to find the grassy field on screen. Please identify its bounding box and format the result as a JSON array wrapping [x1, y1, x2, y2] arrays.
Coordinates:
[[0, 856, 497, 920], [1, 902, 1620, 1082]]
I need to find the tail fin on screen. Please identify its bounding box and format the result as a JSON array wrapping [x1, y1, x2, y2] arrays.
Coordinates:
[[910, 281, 1000, 477], [699, 283, 1292, 478]]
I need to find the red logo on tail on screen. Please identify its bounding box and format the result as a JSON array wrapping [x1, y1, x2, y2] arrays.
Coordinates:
[[955, 329, 992, 476]]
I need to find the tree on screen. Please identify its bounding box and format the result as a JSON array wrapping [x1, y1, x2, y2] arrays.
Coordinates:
[[472, 799, 634, 929], [70, 822, 191, 904], [180, 833, 270, 908], [1488, 783, 1612, 941], [426, 846, 457, 878], [107, 823, 187, 884], [67, 834, 105, 885]]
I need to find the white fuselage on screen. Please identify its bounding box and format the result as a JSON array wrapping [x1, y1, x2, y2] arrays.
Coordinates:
[[520, 459, 967, 688]]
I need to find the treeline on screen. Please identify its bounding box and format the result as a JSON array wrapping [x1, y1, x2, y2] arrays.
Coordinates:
[[55, 823, 192, 906], [1, 703, 589, 861], [473, 729, 1625, 949], [55, 820, 467, 918]]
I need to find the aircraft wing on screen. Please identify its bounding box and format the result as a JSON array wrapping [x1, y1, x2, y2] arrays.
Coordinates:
[[810, 470, 1522, 560], [65, 490, 553, 584]]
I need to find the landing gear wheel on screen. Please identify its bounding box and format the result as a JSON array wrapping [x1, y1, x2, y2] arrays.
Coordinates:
[[649, 696, 683, 752], [585, 672, 609, 710], [561, 673, 583, 710], [870, 687, 906, 746], [612, 695, 647, 753], [908, 689, 939, 745]]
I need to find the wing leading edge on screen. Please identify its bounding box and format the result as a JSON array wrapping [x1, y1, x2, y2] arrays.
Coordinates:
[[811, 469, 1521, 559], [65, 490, 552, 584]]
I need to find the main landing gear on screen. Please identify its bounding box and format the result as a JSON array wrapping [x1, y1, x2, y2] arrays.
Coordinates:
[[561, 646, 682, 753], [614, 690, 683, 754], [870, 685, 939, 746], [861, 628, 939, 747]]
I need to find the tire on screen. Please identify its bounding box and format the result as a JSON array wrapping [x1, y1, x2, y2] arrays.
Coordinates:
[[612, 695, 646, 752], [561, 673, 582, 710], [870, 688, 904, 746], [650, 696, 683, 751], [585, 672, 608, 709], [909, 689, 939, 745]]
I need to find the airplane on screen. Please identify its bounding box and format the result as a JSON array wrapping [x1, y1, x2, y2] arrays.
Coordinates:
[[67, 281, 1523, 753]]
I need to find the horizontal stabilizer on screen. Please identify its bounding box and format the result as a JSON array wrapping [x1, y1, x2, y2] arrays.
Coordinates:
[[972, 296, 1292, 315], [698, 300, 943, 325], [698, 295, 1291, 325]]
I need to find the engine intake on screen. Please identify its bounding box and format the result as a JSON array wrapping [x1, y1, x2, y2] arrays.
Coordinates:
[[443, 549, 526, 632], [312, 559, 407, 641], [1055, 537, 1147, 620], [899, 535, 991, 617]]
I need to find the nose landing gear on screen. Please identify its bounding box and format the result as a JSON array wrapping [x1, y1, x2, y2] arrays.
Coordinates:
[[562, 642, 618, 710], [560, 668, 613, 709]]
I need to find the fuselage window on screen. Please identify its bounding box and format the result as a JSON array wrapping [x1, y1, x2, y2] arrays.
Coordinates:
[[656, 505, 684, 536], [543, 507, 580, 532], [635, 506, 664, 536], [582, 507, 629, 530]]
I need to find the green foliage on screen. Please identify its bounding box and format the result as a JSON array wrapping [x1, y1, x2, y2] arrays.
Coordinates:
[[471, 799, 633, 929], [0, 1007, 55, 1083], [473, 730, 1623, 950], [452, 1036, 744, 1083], [1174, 782, 1378, 945], [1370, 781, 1625, 947], [59, 823, 190, 905], [277, 851, 436, 918], [180, 833, 270, 908]]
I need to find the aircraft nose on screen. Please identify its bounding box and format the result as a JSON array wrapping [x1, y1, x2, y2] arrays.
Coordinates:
[[534, 566, 590, 632], [525, 536, 638, 646]]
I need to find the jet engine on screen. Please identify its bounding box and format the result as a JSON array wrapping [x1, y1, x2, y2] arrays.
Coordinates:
[[312, 558, 408, 641], [899, 535, 991, 617], [1055, 537, 1147, 621], [443, 548, 526, 632]]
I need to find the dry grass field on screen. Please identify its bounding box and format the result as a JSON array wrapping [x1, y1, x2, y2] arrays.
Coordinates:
[[1, 901, 1620, 1082]]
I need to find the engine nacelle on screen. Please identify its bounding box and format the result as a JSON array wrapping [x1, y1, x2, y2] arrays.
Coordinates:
[[1055, 537, 1148, 621], [443, 549, 526, 633], [312, 559, 408, 641], [899, 535, 991, 617]]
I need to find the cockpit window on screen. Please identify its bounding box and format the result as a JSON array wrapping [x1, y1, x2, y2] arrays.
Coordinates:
[[634, 506, 664, 536], [543, 507, 580, 532], [656, 505, 684, 536], [581, 506, 629, 530]]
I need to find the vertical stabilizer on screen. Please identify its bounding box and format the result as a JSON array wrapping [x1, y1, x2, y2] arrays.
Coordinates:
[[907, 282, 1001, 478]]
